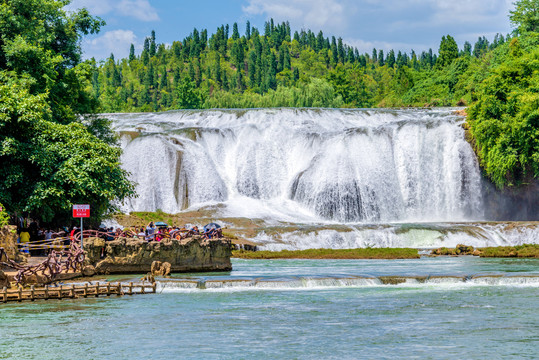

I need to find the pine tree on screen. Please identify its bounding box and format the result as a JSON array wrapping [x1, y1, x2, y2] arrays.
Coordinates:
[[159, 68, 167, 90], [142, 38, 150, 65], [232, 22, 240, 40], [386, 50, 395, 67], [200, 29, 208, 50], [331, 37, 338, 66], [437, 35, 458, 67], [129, 44, 135, 61], [246, 20, 251, 40], [316, 31, 324, 51], [337, 38, 345, 64], [248, 51, 257, 88], [149, 30, 156, 57]]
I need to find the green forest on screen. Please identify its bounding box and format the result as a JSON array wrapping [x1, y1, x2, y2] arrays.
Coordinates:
[[93, 22, 509, 111], [0, 0, 537, 224]]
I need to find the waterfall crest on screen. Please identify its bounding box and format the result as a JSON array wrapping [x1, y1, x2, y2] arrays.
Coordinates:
[[112, 108, 483, 223]]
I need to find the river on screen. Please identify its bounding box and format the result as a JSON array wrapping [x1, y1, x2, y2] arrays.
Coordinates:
[[1, 257, 538, 359]]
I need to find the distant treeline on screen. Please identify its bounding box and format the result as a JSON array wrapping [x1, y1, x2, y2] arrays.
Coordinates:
[[90, 20, 508, 111]]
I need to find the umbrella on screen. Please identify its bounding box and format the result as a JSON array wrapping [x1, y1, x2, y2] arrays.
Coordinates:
[[203, 223, 221, 232], [155, 221, 168, 227]]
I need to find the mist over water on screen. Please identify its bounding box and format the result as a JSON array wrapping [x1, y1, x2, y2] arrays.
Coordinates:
[[109, 108, 539, 249], [113, 108, 483, 222]]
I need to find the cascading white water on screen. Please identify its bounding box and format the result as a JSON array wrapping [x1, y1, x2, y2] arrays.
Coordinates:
[[111, 108, 484, 223]]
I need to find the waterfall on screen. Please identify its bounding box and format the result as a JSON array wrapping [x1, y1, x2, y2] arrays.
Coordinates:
[[111, 108, 484, 223]]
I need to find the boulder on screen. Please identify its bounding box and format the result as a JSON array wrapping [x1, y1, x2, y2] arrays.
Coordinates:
[[151, 261, 171, 276], [82, 265, 96, 277]]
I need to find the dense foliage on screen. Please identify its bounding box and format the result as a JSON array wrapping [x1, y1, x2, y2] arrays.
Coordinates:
[[0, 0, 134, 224], [468, 4, 539, 188]]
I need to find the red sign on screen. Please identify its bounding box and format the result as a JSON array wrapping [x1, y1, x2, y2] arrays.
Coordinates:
[[73, 204, 90, 218]]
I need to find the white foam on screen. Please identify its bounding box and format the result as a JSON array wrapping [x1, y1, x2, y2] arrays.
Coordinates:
[[113, 109, 483, 222], [153, 275, 539, 293]]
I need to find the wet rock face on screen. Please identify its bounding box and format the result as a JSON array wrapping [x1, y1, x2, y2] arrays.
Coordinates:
[[482, 180, 539, 221], [84, 236, 232, 274]]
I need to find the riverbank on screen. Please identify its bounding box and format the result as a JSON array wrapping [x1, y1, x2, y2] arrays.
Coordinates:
[[232, 244, 539, 259], [232, 248, 420, 259]]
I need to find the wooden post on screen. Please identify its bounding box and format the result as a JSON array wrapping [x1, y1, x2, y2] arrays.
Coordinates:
[[83, 283, 88, 298], [95, 282, 99, 297], [3, 287, 7, 303], [116, 282, 122, 296], [44, 285, 49, 300], [30, 285, 35, 301], [106, 283, 111, 296], [141, 283, 145, 294], [71, 284, 75, 298], [59, 285, 63, 299], [128, 282, 133, 295], [152, 282, 157, 293], [18, 287, 22, 302]]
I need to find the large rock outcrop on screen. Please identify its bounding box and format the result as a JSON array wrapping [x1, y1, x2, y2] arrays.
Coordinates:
[[83, 236, 232, 274]]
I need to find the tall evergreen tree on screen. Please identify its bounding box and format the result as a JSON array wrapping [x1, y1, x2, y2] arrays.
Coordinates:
[[386, 50, 395, 68], [246, 20, 251, 40], [437, 35, 458, 67], [378, 50, 385, 66], [129, 44, 136, 61], [149, 30, 157, 56], [232, 22, 240, 40]]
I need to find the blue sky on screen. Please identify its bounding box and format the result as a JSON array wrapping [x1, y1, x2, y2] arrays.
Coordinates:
[[66, 0, 515, 62]]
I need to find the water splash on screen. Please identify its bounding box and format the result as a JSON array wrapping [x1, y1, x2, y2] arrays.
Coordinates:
[[156, 275, 539, 293], [111, 108, 483, 222]]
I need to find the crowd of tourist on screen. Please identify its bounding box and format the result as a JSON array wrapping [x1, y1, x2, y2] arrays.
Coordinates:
[[120, 221, 224, 242], [15, 217, 224, 253]]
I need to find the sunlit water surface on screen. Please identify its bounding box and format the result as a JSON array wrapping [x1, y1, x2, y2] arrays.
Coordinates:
[[1, 257, 538, 359]]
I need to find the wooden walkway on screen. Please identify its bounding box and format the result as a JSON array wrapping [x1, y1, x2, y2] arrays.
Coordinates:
[[1, 282, 156, 303]]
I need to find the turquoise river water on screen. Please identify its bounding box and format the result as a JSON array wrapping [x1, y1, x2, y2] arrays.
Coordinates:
[[1, 257, 538, 359]]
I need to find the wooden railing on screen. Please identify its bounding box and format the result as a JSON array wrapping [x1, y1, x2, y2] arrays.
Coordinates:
[[1, 281, 157, 303]]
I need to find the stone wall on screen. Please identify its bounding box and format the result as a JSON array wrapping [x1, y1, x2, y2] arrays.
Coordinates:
[[83, 236, 232, 274]]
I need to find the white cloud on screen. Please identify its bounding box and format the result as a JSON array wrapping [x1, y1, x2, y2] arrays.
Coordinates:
[[67, 0, 159, 21], [243, 0, 348, 32], [427, 0, 511, 26], [65, 0, 114, 15], [117, 0, 160, 22], [83, 30, 139, 60], [243, 0, 514, 54]]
